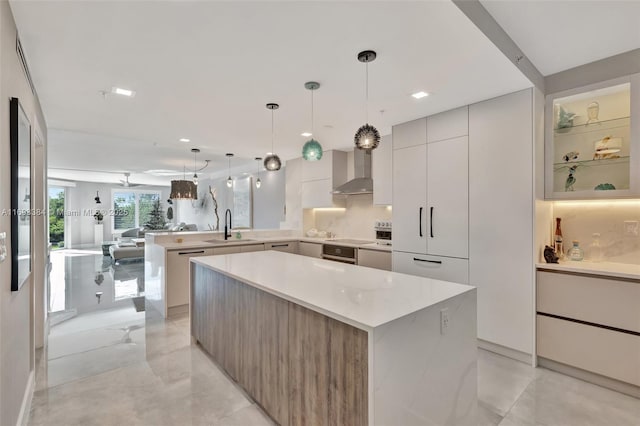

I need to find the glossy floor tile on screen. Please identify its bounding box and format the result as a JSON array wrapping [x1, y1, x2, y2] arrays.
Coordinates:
[[32, 249, 639, 425]]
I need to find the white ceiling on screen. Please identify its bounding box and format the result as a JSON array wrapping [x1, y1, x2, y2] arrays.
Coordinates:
[[481, 0, 640, 76], [11, 1, 532, 184]]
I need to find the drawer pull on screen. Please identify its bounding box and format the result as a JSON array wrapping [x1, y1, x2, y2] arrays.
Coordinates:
[[271, 244, 289, 248], [419, 207, 423, 237], [178, 250, 205, 255], [413, 257, 442, 264]]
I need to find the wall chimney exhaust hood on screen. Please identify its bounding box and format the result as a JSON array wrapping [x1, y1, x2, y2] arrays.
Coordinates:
[[332, 149, 373, 195]]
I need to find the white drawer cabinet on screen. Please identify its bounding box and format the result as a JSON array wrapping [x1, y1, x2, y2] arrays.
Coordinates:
[[266, 241, 298, 254], [536, 269, 640, 387], [240, 244, 265, 253], [299, 241, 322, 258], [538, 315, 640, 386], [358, 249, 391, 271], [166, 248, 215, 308], [393, 251, 468, 284], [537, 270, 640, 333]]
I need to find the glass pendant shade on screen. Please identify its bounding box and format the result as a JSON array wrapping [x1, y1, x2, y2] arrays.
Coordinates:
[[255, 178, 261, 189], [193, 173, 198, 185], [264, 154, 281, 171], [354, 123, 380, 150], [170, 180, 197, 200], [302, 139, 323, 161], [226, 176, 233, 188]]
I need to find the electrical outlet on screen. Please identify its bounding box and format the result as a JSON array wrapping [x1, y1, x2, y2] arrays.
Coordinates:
[[440, 308, 449, 335], [624, 221, 639, 237]]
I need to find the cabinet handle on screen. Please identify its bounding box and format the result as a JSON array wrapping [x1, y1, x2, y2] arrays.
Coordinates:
[[271, 244, 289, 248], [413, 257, 442, 264], [430, 206, 434, 238], [178, 250, 205, 255], [419, 207, 423, 237]]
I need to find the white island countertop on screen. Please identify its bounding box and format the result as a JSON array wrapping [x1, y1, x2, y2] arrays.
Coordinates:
[[191, 251, 475, 331]]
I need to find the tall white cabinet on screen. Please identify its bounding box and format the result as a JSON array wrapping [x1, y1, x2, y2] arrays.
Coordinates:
[[469, 89, 534, 356], [393, 107, 469, 284], [392, 92, 535, 358]]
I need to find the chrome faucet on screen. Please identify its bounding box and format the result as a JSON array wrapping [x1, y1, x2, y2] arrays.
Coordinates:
[[224, 209, 232, 240]]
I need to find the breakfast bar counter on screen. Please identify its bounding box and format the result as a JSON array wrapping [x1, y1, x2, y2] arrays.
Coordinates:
[[190, 251, 477, 426]]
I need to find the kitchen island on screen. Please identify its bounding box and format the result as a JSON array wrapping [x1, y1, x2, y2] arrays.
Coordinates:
[[190, 251, 477, 426]]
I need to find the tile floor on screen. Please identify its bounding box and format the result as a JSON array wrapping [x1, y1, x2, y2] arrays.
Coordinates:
[[30, 250, 640, 425]]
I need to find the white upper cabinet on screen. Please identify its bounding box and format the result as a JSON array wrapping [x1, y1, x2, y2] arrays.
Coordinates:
[[427, 136, 469, 258], [545, 73, 640, 199], [393, 143, 427, 254], [300, 150, 347, 208], [301, 150, 346, 182], [392, 110, 469, 260], [427, 106, 469, 143], [392, 117, 427, 150], [373, 134, 392, 205]]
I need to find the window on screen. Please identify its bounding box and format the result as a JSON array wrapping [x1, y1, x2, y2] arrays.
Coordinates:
[[112, 190, 160, 231]]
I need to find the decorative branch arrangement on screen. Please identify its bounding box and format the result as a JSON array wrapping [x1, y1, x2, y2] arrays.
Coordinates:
[[209, 185, 220, 231]]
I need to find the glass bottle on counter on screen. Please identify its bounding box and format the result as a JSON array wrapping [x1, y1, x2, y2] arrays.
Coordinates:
[[554, 218, 564, 259], [588, 233, 604, 263], [567, 240, 584, 261]]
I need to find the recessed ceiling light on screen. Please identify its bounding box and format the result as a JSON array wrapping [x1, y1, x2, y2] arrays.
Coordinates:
[[179, 138, 190, 143], [111, 87, 136, 97], [411, 91, 429, 99], [301, 132, 312, 137]]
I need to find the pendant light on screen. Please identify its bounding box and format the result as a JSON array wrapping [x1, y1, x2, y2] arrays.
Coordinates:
[[255, 157, 262, 188], [264, 103, 282, 171], [191, 148, 200, 184], [170, 165, 197, 200], [354, 50, 380, 150], [302, 82, 323, 161], [226, 153, 234, 188], [94, 191, 101, 204]]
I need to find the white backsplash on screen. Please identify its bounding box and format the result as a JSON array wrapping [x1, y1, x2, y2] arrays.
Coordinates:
[[553, 201, 640, 264], [304, 194, 392, 241]]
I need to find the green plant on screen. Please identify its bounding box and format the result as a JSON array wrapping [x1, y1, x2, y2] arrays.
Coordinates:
[[145, 199, 166, 230]]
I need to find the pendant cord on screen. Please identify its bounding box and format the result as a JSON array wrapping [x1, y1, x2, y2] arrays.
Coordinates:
[[271, 110, 274, 153], [365, 61, 369, 124], [311, 89, 314, 134]]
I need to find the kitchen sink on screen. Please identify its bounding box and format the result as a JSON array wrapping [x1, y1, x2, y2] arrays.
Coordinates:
[[204, 239, 256, 244]]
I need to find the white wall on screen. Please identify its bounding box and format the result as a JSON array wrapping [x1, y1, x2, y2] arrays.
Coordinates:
[[0, 3, 48, 424], [175, 170, 285, 232], [63, 181, 170, 247], [304, 195, 392, 240], [552, 201, 640, 264]]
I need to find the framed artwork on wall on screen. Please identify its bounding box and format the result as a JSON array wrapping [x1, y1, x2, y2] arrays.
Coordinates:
[[10, 97, 32, 291]]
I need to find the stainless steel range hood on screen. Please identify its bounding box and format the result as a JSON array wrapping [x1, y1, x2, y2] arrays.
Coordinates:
[[332, 149, 373, 195]]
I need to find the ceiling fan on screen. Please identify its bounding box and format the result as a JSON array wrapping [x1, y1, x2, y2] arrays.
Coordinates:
[[119, 172, 141, 187]]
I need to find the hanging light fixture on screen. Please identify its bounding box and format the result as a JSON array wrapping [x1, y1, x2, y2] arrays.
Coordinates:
[[226, 153, 234, 188], [94, 191, 101, 204], [255, 157, 262, 188], [264, 103, 282, 171], [191, 148, 200, 184], [302, 81, 323, 161], [354, 50, 380, 150], [170, 163, 197, 200]]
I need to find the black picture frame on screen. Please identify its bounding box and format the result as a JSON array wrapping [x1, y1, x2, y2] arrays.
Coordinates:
[[10, 97, 31, 292]]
